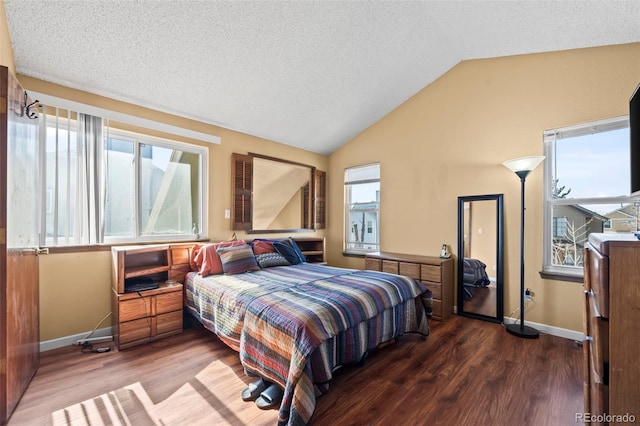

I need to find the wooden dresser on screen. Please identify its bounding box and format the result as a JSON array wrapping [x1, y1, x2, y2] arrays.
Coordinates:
[[583, 233, 640, 423], [111, 244, 191, 350], [364, 251, 454, 321]]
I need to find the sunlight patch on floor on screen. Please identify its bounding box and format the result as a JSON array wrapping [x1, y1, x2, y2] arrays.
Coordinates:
[[50, 360, 278, 426]]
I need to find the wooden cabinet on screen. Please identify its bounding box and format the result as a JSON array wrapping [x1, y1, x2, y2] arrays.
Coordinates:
[[365, 252, 454, 321], [583, 233, 640, 423], [111, 245, 185, 350]]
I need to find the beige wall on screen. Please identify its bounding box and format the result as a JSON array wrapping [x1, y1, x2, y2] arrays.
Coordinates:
[[0, 1, 15, 72], [16, 77, 327, 342], [3, 5, 639, 339], [328, 43, 640, 332]]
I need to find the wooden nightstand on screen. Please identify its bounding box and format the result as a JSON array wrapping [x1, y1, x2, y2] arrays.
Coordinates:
[[111, 245, 184, 349]]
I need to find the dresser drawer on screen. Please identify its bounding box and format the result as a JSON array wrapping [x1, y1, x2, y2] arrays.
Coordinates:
[[585, 246, 609, 318], [382, 260, 399, 274], [120, 317, 152, 344], [399, 262, 420, 279], [587, 378, 609, 421], [365, 258, 381, 271], [425, 282, 442, 300], [586, 296, 609, 384], [421, 264, 441, 283], [119, 297, 151, 322], [156, 291, 182, 314], [157, 310, 182, 335]]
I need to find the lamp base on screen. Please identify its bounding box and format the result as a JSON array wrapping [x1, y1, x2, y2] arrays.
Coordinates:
[[505, 323, 539, 339]]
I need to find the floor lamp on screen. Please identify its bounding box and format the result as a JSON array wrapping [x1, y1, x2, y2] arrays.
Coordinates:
[[502, 155, 545, 339]]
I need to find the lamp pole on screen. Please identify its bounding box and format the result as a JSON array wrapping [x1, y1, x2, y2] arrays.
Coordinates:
[[506, 170, 539, 338], [502, 156, 545, 339]]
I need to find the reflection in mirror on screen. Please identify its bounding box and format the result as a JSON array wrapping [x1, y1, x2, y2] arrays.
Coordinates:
[[457, 194, 504, 323], [253, 157, 312, 230], [231, 153, 325, 233]]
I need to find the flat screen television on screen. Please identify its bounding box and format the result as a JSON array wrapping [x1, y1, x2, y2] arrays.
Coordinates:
[[631, 82, 640, 197]]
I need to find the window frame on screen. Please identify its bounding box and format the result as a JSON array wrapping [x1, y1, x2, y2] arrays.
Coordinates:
[[542, 115, 632, 280], [344, 163, 380, 255], [40, 112, 208, 247], [103, 127, 208, 244]]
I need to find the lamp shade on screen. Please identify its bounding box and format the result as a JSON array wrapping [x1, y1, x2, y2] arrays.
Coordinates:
[[502, 156, 545, 174]]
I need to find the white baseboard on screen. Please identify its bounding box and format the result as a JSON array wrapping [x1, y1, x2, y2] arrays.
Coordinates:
[[452, 305, 583, 341], [503, 317, 583, 341], [40, 316, 583, 352], [40, 327, 113, 352]]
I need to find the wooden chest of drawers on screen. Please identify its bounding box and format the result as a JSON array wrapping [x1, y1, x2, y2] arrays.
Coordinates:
[[112, 245, 185, 350], [583, 234, 640, 423], [113, 284, 183, 350], [365, 251, 454, 321]]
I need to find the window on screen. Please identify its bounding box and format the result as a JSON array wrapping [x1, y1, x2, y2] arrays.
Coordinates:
[[344, 163, 380, 254], [543, 116, 634, 278], [40, 106, 207, 246]]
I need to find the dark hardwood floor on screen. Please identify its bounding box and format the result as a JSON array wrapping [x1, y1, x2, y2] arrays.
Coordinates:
[[8, 314, 583, 425]]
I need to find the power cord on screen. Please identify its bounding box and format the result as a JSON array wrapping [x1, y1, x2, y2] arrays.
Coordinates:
[[503, 299, 533, 326], [78, 311, 112, 342]]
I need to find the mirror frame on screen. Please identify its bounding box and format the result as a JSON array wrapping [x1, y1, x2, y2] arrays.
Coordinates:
[[456, 194, 504, 323], [231, 152, 325, 234]]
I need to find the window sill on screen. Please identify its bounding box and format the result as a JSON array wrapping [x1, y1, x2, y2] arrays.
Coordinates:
[[342, 251, 368, 258], [539, 270, 584, 283]]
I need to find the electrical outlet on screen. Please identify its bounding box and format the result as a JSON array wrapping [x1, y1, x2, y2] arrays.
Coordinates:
[[525, 288, 533, 302]]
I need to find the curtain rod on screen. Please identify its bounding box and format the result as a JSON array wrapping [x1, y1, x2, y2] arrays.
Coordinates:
[[29, 91, 222, 145]]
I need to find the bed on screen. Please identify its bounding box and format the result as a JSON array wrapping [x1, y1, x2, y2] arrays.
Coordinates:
[[184, 252, 431, 426], [462, 258, 491, 299]]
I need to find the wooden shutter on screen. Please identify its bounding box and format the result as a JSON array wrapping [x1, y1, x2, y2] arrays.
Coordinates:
[[231, 153, 252, 230], [314, 169, 326, 229], [302, 181, 311, 229]]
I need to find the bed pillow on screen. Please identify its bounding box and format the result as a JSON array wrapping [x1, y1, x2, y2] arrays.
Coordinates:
[[255, 252, 290, 268], [273, 240, 302, 265], [189, 243, 202, 271], [195, 239, 246, 276], [288, 237, 307, 263], [251, 239, 277, 255], [217, 244, 260, 275]]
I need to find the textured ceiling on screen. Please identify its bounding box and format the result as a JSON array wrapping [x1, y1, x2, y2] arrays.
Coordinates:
[[4, 1, 640, 155]]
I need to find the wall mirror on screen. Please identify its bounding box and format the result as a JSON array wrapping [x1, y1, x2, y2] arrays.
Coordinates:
[[231, 153, 326, 233], [457, 194, 504, 323]]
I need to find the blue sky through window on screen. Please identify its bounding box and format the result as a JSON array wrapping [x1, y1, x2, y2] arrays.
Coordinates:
[[555, 127, 630, 214]]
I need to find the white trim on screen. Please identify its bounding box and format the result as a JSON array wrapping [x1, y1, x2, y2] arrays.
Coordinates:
[[504, 317, 583, 341], [544, 115, 628, 139], [30, 91, 221, 145], [39, 327, 113, 352], [40, 317, 583, 352], [452, 305, 582, 341]]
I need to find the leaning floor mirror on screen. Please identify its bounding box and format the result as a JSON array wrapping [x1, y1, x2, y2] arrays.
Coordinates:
[[457, 194, 504, 323]]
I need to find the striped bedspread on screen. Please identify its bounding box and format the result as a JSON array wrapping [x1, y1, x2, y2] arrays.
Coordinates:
[[185, 263, 431, 425]]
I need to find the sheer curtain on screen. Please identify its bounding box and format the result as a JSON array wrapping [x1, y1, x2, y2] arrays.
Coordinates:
[[77, 113, 105, 244], [40, 107, 105, 245]]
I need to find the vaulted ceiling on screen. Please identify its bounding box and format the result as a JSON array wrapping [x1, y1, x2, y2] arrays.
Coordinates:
[[4, 1, 640, 154]]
